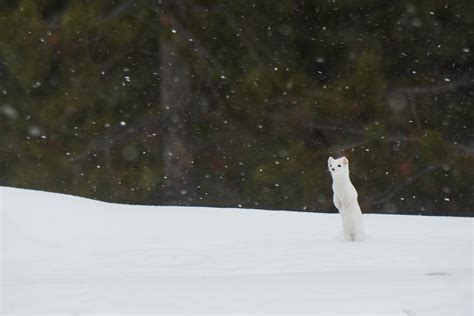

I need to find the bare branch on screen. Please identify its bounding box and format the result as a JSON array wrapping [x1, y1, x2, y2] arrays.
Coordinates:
[[365, 165, 438, 207], [397, 78, 473, 96], [406, 92, 421, 128], [453, 143, 474, 156], [71, 116, 161, 166], [101, 0, 136, 22], [307, 121, 365, 135]]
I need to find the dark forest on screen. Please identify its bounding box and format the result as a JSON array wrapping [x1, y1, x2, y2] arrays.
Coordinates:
[[1, 0, 473, 216]]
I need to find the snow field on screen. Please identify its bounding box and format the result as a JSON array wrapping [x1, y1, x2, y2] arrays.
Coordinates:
[[1, 187, 472, 315]]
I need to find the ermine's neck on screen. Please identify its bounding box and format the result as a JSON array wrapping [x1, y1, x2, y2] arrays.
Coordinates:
[[332, 172, 351, 186]]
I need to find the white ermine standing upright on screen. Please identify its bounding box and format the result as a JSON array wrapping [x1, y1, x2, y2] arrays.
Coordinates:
[[328, 156, 365, 242]]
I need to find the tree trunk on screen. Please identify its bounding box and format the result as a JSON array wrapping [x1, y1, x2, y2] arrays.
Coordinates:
[[159, 4, 196, 205]]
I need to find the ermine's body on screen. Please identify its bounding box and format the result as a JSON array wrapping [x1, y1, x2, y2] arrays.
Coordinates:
[[328, 156, 365, 242]]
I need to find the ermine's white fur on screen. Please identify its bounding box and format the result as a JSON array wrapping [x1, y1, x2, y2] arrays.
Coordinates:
[[328, 156, 365, 242]]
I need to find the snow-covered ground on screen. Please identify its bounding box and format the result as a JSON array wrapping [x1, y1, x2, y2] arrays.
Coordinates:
[[1, 187, 472, 315]]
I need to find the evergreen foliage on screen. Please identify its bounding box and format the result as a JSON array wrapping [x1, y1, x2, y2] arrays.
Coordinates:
[[1, 0, 472, 216]]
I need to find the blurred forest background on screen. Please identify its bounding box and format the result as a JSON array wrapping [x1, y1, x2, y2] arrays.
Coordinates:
[[0, 0, 472, 216]]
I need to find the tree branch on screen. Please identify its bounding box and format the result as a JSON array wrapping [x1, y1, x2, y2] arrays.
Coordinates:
[[71, 116, 161, 166], [365, 165, 438, 207], [397, 78, 473, 95], [101, 0, 136, 22]]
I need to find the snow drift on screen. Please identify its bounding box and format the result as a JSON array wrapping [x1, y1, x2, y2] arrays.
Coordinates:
[[1, 187, 472, 315]]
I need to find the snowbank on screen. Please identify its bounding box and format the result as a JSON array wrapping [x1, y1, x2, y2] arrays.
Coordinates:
[[1, 187, 472, 315]]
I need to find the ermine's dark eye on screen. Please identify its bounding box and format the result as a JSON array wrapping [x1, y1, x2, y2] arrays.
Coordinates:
[[338, 164, 341, 167]]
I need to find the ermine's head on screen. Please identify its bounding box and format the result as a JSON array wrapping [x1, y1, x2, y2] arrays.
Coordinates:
[[328, 156, 349, 176]]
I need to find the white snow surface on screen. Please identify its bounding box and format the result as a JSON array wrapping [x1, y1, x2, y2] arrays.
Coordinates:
[[1, 186, 472, 315]]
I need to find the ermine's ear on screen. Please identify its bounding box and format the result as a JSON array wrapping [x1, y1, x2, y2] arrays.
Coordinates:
[[342, 157, 348, 165], [328, 156, 334, 163]]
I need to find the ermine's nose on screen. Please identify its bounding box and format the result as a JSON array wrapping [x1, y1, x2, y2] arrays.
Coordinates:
[[331, 168, 335, 171]]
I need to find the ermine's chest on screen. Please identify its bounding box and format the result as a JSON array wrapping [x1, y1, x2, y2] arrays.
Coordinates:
[[332, 180, 357, 199]]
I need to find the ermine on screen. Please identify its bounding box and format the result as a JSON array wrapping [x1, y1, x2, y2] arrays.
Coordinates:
[[328, 156, 365, 242]]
